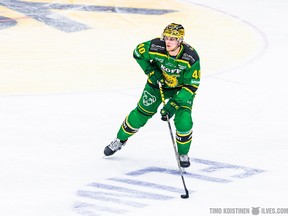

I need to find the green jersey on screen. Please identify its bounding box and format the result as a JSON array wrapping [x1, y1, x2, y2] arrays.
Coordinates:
[[133, 37, 201, 106]]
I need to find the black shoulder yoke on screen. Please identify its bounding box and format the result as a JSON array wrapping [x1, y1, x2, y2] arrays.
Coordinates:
[[179, 43, 199, 66], [149, 38, 166, 55]]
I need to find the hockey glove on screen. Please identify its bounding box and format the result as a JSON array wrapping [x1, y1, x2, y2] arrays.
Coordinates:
[[160, 99, 180, 121], [147, 70, 164, 86]]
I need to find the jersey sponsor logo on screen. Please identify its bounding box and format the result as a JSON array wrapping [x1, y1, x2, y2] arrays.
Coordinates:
[[143, 90, 156, 106], [160, 64, 181, 74], [178, 64, 187, 70], [190, 80, 200, 85], [150, 44, 165, 52], [182, 53, 195, 63], [155, 57, 164, 63]]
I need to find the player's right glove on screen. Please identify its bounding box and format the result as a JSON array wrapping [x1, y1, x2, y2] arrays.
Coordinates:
[[147, 70, 164, 86], [160, 99, 180, 121]]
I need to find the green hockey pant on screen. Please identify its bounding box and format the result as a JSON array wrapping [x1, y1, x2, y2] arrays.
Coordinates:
[[117, 83, 194, 155]]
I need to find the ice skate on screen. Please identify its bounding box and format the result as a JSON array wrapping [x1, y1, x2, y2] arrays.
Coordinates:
[[104, 138, 127, 156], [179, 154, 190, 168]]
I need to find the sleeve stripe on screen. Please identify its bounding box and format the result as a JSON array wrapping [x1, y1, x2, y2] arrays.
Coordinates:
[[183, 85, 197, 94]]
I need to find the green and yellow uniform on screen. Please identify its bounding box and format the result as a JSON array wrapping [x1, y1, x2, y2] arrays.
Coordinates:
[[117, 37, 201, 155]]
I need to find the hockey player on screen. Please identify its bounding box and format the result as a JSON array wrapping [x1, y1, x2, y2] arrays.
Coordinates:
[[104, 23, 201, 168]]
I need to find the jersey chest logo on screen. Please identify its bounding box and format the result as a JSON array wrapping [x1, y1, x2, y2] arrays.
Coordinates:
[[163, 72, 178, 88]]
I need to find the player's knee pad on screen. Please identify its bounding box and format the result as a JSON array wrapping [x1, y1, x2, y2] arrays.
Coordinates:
[[127, 107, 153, 129], [174, 108, 193, 132]]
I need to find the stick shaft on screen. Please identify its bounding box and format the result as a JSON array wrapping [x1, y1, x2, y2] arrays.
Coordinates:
[[158, 82, 189, 196]]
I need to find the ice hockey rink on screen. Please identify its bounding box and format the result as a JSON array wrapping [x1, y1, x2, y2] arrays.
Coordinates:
[[0, 0, 288, 215]]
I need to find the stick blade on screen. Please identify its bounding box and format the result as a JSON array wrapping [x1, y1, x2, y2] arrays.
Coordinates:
[[180, 194, 189, 199], [180, 189, 189, 199]]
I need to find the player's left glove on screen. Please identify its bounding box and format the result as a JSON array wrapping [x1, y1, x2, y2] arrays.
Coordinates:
[[147, 69, 164, 86], [160, 99, 180, 121]]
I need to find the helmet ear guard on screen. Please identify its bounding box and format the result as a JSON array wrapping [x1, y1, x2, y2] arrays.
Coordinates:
[[162, 23, 185, 42]]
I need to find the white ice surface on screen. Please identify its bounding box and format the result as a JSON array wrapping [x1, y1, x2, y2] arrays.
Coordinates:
[[0, 0, 288, 216]]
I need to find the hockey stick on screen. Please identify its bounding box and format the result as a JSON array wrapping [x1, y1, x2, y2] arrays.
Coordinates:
[[158, 82, 189, 199]]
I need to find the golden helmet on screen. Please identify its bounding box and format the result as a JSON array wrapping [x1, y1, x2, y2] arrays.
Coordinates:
[[162, 23, 185, 41]]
